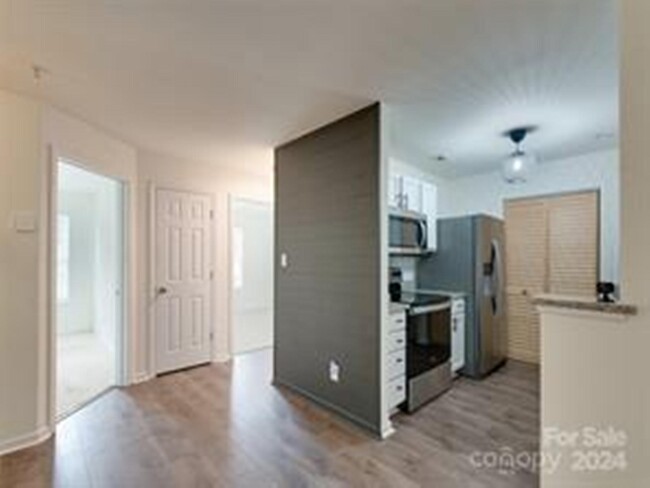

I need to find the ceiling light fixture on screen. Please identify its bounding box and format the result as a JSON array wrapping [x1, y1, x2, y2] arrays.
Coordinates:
[[502, 127, 537, 184]]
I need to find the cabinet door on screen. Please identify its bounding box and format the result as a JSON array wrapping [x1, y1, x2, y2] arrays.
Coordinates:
[[421, 182, 437, 250], [451, 313, 465, 372], [504, 198, 547, 364], [401, 176, 422, 212], [547, 192, 598, 297], [388, 174, 403, 209]]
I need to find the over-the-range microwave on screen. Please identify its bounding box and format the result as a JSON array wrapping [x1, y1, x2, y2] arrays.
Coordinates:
[[389, 208, 431, 256]]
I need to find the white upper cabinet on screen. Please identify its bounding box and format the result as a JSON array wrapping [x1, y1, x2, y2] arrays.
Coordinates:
[[401, 176, 422, 213], [421, 182, 437, 251], [388, 174, 403, 209]]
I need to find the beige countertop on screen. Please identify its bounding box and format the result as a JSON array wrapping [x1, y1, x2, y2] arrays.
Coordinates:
[[533, 294, 638, 317], [389, 302, 409, 314]]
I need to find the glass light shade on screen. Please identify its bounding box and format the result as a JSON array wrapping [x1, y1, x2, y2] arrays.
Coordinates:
[[502, 150, 536, 184]]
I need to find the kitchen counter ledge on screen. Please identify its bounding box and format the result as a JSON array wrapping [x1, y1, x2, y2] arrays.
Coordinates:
[[533, 294, 638, 317]]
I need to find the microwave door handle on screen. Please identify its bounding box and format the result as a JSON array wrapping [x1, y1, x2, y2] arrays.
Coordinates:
[[418, 219, 428, 249]]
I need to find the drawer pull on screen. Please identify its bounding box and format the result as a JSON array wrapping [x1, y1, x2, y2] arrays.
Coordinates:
[[396, 339, 404, 344], [396, 385, 403, 391], [396, 358, 403, 363]]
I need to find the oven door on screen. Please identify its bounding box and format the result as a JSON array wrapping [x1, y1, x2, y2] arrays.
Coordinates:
[[404, 303, 452, 411], [407, 304, 451, 378]]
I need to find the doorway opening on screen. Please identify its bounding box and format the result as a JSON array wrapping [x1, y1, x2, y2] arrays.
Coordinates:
[[230, 197, 274, 355], [55, 160, 125, 418]]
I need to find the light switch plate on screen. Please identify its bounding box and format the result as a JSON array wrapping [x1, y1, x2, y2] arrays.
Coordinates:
[[12, 211, 37, 233], [402, 269, 416, 282]]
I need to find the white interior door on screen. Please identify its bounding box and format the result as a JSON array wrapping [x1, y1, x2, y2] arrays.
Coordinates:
[[155, 189, 212, 374]]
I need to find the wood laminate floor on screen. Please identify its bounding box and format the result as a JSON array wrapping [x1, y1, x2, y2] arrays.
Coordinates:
[[0, 349, 539, 488]]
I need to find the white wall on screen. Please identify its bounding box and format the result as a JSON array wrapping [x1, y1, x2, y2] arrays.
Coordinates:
[[231, 198, 274, 354], [57, 190, 96, 334], [0, 87, 275, 452], [0, 89, 139, 452], [441, 149, 620, 283], [0, 90, 43, 448], [619, 2, 650, 482], [136, 150, 273, 374], [92, 175, 122, 355], [56, 162, 123, 356], [540, 2, 649, 486]]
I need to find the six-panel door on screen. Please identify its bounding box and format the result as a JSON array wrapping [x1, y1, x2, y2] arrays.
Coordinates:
[[155, 189, 212, 374]]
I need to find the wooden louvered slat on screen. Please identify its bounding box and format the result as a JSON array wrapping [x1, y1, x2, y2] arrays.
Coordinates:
[[547, 192, 599, 297], [504, 191, 598, 365], [505, 198, 547, 364]]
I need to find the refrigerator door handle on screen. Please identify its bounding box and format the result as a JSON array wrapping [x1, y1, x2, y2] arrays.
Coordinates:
[[490, 239, 504, 316]]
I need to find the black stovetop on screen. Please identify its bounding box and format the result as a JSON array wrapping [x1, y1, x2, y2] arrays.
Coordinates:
[[391, 291, 450, 308]]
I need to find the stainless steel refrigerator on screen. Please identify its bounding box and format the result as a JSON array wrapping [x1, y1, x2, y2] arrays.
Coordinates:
[[418, 215, 507, 378]]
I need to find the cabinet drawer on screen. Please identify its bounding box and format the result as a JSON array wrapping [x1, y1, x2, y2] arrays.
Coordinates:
[[386, 349, 406, 380], [387, 375, 406, 409], [386, 329, 406, 352], [389, 313, 406, 332]]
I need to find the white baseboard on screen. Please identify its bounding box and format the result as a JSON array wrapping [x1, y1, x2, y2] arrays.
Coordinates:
[[0, 426, 52, 457], [213, 353, 231, 363], [381, 423, 396, 439], [133, 371, 154, 384]]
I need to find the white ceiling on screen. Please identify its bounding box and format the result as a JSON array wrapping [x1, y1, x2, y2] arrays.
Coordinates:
[[0, 0, 618, 178]]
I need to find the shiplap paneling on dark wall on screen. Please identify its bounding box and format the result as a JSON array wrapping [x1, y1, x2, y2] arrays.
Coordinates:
[[274, 103, 383, 434]]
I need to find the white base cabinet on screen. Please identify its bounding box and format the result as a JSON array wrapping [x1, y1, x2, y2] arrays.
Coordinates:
[[451, 298, 466, 374], [385, 310, 407, 412]]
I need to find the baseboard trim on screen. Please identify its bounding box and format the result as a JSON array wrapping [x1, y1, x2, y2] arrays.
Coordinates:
[[273, 378, 383, 439], [133, 371, 154, 384], [381, 424, 396, 439], [213, 353, 231, 363], [0, 426, 52, 457]]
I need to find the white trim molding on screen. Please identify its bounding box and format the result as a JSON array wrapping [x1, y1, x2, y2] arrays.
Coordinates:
[[0, 426, 52, 457], [214, 352, 231, 363], [133, 372, 155, 384]]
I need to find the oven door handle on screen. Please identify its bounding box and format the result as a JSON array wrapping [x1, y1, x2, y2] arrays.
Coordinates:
[[409, 302, 451, 316]]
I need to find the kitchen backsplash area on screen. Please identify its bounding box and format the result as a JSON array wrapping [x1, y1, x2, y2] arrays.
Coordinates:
[[389, 256, 418, 291]]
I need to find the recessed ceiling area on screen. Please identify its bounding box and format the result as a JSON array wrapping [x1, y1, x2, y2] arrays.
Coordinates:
[[0, 0, 617, 178]]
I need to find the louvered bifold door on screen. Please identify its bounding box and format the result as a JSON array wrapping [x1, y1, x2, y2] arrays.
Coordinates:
[[504, 191, 599, 365], [547, 192, 599, 297], [504, 198, 547, 364]]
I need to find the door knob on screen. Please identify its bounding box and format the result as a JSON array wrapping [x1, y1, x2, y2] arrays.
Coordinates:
[[157, 286, 168, 295]]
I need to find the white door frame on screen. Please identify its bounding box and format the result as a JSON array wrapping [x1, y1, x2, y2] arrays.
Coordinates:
[[148, 184, 216, 376], [46, 147, 131, 428]]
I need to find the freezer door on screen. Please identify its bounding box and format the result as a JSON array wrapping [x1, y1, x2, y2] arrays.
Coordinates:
[[475, 217, 507, 375]]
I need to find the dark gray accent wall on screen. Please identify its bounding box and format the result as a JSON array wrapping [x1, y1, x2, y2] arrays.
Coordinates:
[[274, 103, 382, 434]]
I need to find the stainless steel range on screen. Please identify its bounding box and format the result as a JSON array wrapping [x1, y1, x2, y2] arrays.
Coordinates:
[[392, 289, 452, 412]]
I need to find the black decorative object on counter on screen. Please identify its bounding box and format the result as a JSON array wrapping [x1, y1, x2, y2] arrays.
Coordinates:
[[597, 282, 616, 303]]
